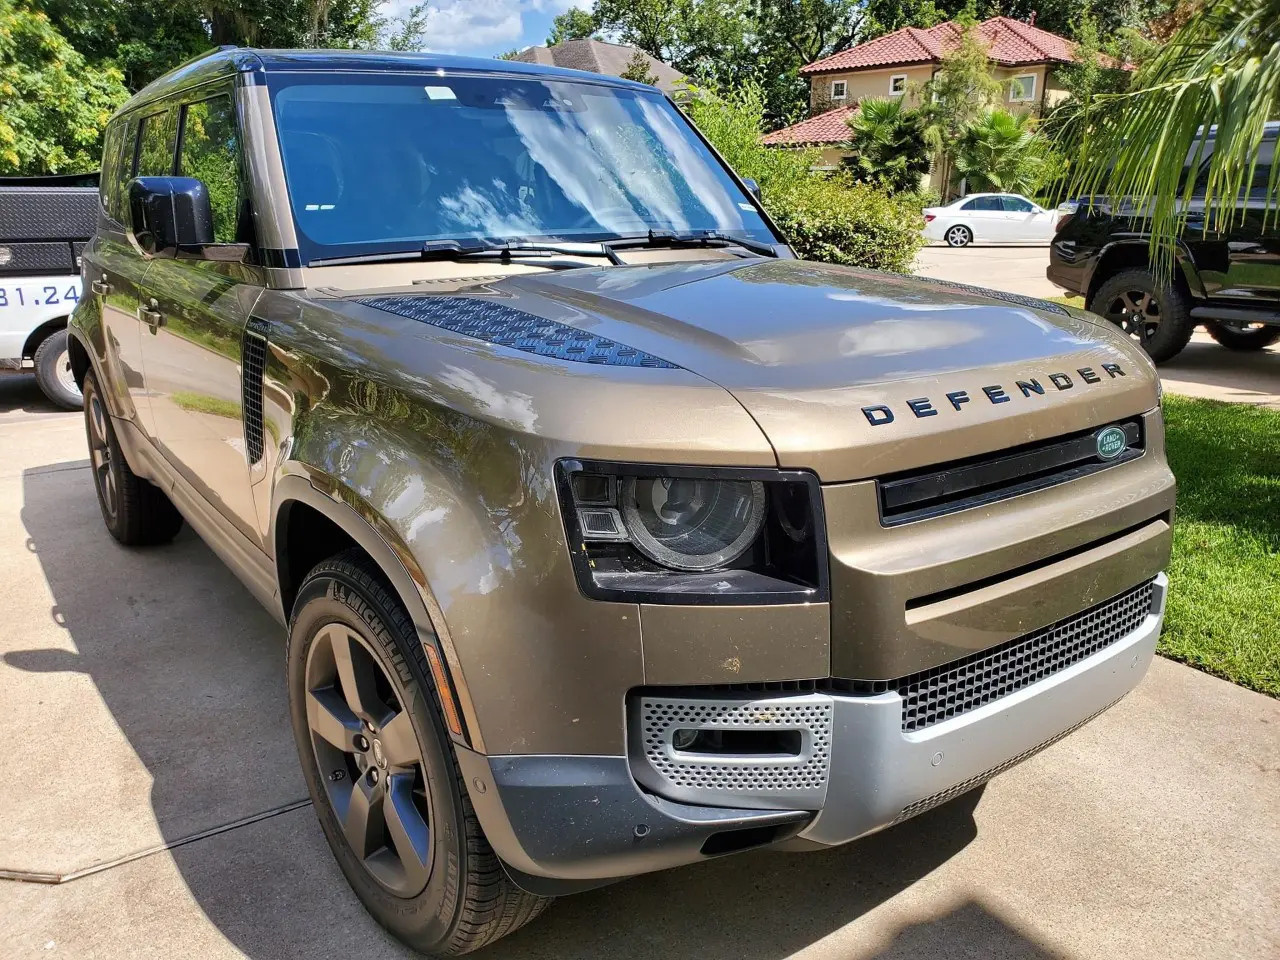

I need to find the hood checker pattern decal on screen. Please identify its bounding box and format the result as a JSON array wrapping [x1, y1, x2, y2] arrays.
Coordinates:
[[356, 295, 679, 369]]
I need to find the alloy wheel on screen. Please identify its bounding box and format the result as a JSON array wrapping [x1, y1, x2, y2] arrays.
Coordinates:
[[87, 390, 117, 520], [945, 226, 970, 247], [305, 622, 433, 898], [1103, 288, 1161, 346]]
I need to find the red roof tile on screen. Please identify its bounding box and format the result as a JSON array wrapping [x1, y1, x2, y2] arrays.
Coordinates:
[[761, 105, 859, 146], [801, 16, 1099, 74]]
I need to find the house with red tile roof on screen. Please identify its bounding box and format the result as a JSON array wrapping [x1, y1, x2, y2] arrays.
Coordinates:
[[765, 16, 1107, 167]]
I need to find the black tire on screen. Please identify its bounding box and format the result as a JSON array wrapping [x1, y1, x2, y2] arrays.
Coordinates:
[[82, 371, 183, 545], [1089, 267, 1195, 363], [944, 224, 973, 247], [1203, 319, 1280, 351], [287, 550, 551, 956], [33, 327, 82, 410]]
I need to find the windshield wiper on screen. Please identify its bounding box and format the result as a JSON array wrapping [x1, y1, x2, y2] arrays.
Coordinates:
[[311, 239, 622, 268], [605, 229, 780, 258], [420, 238, 624, 265]]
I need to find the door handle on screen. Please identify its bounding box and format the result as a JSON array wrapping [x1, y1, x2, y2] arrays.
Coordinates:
[[91, 279, 113, 296], [139, 298, 165, 333]]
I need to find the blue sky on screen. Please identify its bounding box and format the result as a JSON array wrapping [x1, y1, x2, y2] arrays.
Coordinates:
[[402, 1, 583, 57]]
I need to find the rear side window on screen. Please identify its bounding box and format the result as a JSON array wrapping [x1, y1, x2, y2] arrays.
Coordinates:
[[136, 109, 177, 177], [178, 95, 244, 244], [98, 123, 123, 216], [963, 196, 1001, 211]]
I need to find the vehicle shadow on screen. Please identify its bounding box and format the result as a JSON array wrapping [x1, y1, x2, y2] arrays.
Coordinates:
[[0, 372, 67, 418], [8, 457, 1047, 960]]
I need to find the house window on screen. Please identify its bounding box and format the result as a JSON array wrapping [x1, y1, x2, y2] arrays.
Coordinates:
[[889, 74, 907, 96], [1009, 74, 1037, 102], [830, 80, 848, 100]]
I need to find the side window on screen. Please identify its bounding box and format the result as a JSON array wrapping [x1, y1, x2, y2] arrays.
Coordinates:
[[1002, 196, 1033, 212], [178, 95, 245, 244], [113, 118, 140, 220], [965, 196, 1000, 211], [136, 109, 177, 177], [961, 198, 982, 211], [98, 123, 122, 216]]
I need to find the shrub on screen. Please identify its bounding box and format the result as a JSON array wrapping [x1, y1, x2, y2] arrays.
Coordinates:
[[765, 175, 924, 272], [683, 83, 925, 272], [840, 97, 932, 195]]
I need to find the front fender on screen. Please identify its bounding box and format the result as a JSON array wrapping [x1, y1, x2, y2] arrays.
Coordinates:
[[279, 401, 644, 757]]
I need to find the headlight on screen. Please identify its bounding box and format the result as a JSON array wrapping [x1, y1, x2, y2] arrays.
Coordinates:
[[557, 460, 828, 604], [621, 476, 766, 571]]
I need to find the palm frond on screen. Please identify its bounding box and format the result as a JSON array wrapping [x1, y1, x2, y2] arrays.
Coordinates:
[[1061, 0, 1280, 277]]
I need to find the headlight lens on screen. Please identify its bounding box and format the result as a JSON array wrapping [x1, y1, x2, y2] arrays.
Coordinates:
[[621, 477, 766, 571]]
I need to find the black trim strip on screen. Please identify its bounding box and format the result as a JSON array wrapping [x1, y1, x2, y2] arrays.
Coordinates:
[[260, 247, 302, 269], [878, 419, 1144, 525]]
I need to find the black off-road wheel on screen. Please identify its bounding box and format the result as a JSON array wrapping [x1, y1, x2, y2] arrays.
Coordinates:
[[1090, 267, 1195, 363], [287, 551, 551, 956], [82, 371, 183, 545], [33, 328, 82, 410], [1203, 319, 1280, 351]]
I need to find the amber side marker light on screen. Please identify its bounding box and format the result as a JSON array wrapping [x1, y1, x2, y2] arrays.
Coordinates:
[[424, 643, 464, 736]]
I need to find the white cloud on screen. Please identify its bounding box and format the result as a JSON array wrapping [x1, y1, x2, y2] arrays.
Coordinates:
[[390, 0, 579, 54]]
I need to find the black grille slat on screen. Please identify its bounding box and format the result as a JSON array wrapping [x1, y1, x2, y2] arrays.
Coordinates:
[[878, 419, 1144, 525], [241, 318, 269, 465], [896, 580, 1155, 732]]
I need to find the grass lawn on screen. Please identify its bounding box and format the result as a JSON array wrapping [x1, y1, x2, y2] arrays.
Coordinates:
[[1160, 395, 1280, 697]]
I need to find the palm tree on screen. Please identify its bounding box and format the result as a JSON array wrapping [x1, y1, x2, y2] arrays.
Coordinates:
[[841, 97, 932, 194], [1060, 0, 1280, 270], [954, 109, 1056, 195]]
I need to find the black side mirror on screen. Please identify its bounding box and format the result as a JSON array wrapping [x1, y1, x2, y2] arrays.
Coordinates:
[[128, 177, 214, 258], [742, 177, 762, 202]]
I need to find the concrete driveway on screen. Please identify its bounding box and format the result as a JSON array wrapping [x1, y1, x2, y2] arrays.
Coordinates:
[[915, 245, 1280, 408], [1, 373, 1279, 960]]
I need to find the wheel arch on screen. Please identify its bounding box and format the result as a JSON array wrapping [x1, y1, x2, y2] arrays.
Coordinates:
[[22, 315, 70, 360], [1086, 239, 1204, 304], [271, 473, 479, 750]]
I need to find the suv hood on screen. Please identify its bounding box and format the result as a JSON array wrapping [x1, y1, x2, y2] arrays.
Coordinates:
[[359, 258, 1160, 481]]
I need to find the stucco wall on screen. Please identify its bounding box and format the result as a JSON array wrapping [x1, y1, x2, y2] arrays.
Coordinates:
[[809, 64, 935, 113]]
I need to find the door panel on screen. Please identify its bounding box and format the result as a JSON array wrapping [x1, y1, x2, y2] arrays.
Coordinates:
[[959, 197, 1006, 240], [141, 259, 264, 545], [138, 88, 268, 547]]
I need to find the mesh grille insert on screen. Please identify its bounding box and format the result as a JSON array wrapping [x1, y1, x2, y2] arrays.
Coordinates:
[[357, 295, 678, 368], [896, 581, 1154, 732], [639, 697, 832, 796], [241, 317, 269, 466]]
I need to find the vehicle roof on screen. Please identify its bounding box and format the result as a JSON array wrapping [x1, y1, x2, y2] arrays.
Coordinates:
[[117, 46, 663, 118]]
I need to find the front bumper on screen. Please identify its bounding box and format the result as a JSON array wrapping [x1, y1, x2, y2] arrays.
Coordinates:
[[460, 575, 1166, 891]]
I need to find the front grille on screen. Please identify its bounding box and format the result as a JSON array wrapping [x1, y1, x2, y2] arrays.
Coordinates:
[[878, 419, 1144, 525], [895, 580, 1155, 732], [630, 694, 832, 809]]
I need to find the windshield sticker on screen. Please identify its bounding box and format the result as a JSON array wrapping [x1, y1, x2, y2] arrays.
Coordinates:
[[424, 86, 457, 100]]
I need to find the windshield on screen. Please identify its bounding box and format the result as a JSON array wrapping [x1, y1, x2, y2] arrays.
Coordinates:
[[267, 71, 776, 263]]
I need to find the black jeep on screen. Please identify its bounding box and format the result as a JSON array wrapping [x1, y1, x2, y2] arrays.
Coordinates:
[[1048, 122, 1279, 363]]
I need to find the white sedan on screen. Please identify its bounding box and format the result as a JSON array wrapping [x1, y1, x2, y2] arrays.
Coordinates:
[[923, 193, 1057, 246]]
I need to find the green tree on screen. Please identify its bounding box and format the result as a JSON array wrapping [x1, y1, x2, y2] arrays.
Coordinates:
[[954, 108, 1057, 194], [0, 0, 129, 173], [619, 49, 660, 85], [753, 0, 863, 124], [547, 6, 597, 44], [919, 16, 1002, 196], [1059, 0, 1280, 275], [840, 97, 932, 193], [860, 0, 976, 39], [379, 0, 428, 51]]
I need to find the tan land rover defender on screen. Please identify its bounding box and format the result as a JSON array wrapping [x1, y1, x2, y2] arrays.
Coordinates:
[[68, 48, 1175, 955]]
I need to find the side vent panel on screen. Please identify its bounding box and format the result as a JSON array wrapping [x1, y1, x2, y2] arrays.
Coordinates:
[[356, 295, 679, 368], [241, 317, 270, 466]]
